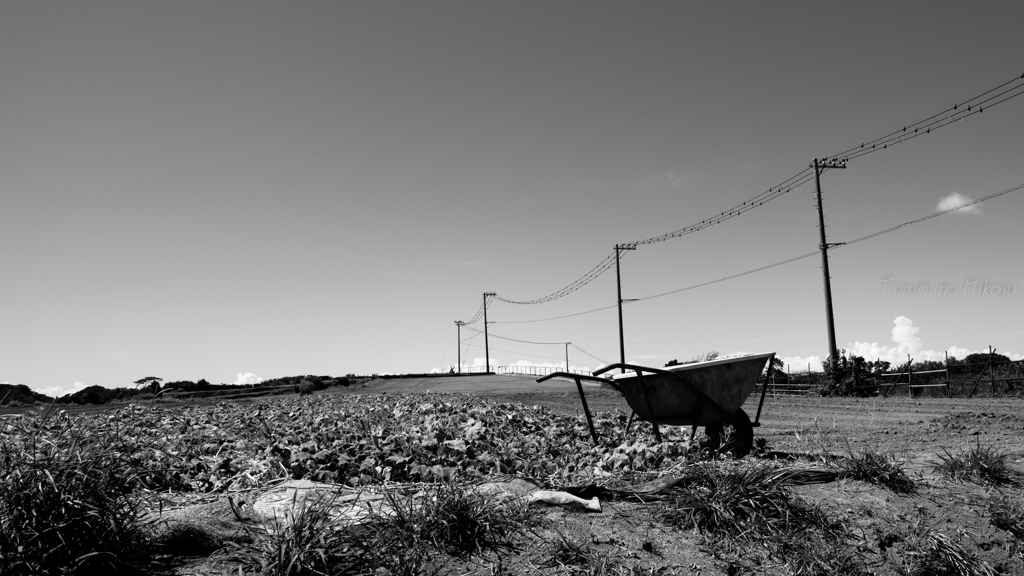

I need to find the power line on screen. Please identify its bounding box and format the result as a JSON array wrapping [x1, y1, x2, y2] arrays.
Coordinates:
[[495, 303, 618, 324], [462, 325, 611, 365], [635, 251, 820, 302], [631, 168, 816, 246], [835, 181, 1024, 248], [492, 251, 620, 305], [636, 180, 1024, 303], [460, 341, 570, 364], [459, 296, 492, 325], [570, 343, 610, 365], [479, 71, 1024, 310], [461, 331, 479, 369], [632, 73, 1024, 247], [498, 180, 1024, 319], [462, 324, 566, 346], [470, 181, 1022, 368], [828, 73, 1024, 164], [436, 332, 456, 369]]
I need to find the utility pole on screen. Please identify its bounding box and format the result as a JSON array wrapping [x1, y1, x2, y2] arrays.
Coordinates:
[[454, 321, 464, 374], [615, 244, 637, 373], [812, 157, 846, 371], [565, 342, 570, 375], [483, 292, 495, 373]]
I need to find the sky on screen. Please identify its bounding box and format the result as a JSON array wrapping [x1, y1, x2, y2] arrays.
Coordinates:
[[1, 2, 1022, 396]]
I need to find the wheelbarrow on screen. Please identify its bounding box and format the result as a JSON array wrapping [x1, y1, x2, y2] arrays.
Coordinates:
[[536, 352, 775, 456]]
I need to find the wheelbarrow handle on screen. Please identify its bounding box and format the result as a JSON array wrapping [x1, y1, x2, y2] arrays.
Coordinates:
[[535, 371, 611, 444], [594, 363, 684, 380]]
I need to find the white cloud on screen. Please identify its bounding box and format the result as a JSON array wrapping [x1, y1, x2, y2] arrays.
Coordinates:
[[779, 355, 824, 373], [234, 372, 264, 385], [891, 315, 921, 354], [937, 192, 980, 214], [846, 316, 1018, 364], [431, 357, 499, 373], [33, 381, 88, 398], [641, 170, 689, 190]]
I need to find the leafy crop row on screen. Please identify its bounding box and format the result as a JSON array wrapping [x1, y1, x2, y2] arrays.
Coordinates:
[[3, 394, 699, 498]]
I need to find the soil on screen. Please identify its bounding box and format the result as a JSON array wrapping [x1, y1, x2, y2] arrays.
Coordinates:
[[156, 375, 1024, 575]]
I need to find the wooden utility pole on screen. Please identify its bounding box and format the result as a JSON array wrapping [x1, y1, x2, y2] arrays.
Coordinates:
[[990, 345, 996, 395], [944, 351, 950, 397], [454, 321, 464, 374], [615, 244, 637, 373], [482, 293, 495, 373], [565, 342, 571, 375], [813, 157, 846, 371]]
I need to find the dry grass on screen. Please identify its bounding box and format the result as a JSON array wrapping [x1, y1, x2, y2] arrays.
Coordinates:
[[0, 408, 153, 575], [930, 439, 1018, 485], [225, 481, 538, 576], [658, 461, 866, 573], [832, 443, 915, 493], [988, 496, 1024, 540], [886, 528, 996, 576]]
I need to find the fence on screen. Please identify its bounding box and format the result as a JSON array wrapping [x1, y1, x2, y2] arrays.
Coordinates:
[[453, 365, 594, 378], [458, 352, 1023, 398], [876, 355, 1024, 398], [753, 350, 1024, 398]]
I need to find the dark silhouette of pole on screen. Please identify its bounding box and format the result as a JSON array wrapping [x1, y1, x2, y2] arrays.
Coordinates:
[[483, 292, 495, 373], [813, 157, 846, 371], [454, 321, 463, 374], [615, 244, 636, 374], [565, 342, 570, 375]]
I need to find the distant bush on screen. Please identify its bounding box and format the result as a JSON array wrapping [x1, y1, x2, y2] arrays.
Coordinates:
[[0, 384, 53, 406], [58, 385, 149, 405]]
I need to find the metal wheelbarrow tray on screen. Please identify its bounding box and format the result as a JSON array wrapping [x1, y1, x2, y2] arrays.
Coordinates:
[[537, 352, 775, 457]]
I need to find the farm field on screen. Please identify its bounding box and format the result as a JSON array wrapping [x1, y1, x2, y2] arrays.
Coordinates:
[[3, 374, 1024, 575]]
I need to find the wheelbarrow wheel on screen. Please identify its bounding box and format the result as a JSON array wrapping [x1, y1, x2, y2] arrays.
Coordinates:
[[703, 408, 754, 457]]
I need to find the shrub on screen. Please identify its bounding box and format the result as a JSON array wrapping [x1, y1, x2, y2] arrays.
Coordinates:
[[419, 481, 536, 557], [989, 496, 1024, 540], [930, 440, 1017, 485], [884, 527, 996, 576], [834, 444, 915, 493], [659, 462, 866, 572], [231, 481, 535, 575], [544, 531, 616, 574], [0, 410, 151, 575], [661, 462, 840, 539]]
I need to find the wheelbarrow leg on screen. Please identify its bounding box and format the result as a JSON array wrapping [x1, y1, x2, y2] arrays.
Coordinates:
[[635, 370, 662, 443], [572, 376, 600, 445], [625, 411, 635, 436], [754, 353, 774, 426], [689, 395, 706, 443]]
